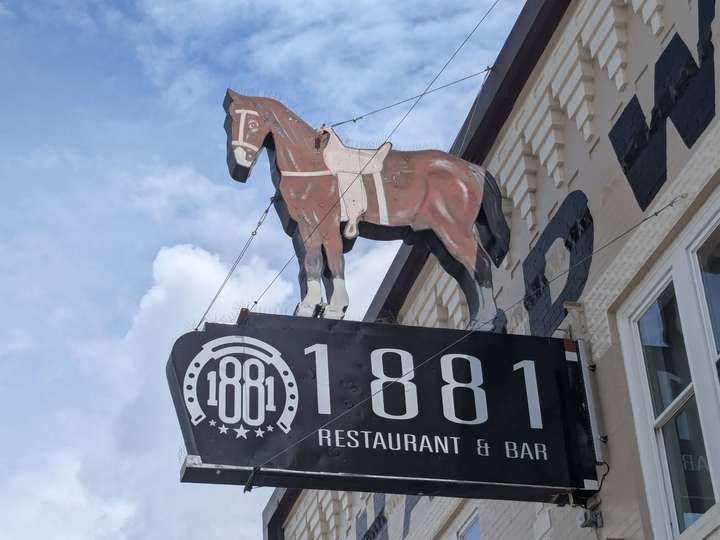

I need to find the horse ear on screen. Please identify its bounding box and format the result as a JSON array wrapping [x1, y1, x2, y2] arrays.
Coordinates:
[[315, 131, 330, 151], [224, 88, 241, 112], [223, 89, 235, 112]]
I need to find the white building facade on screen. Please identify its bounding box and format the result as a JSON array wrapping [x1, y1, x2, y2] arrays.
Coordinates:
[[264, 0, 720, 538]]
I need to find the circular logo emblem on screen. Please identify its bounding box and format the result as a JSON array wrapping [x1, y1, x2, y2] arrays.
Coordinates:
[[183, 336, 297, 440]]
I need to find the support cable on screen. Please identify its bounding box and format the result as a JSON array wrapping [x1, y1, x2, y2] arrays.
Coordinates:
[[250, 0, 505, 312], [194, 194, 277, 330], [329, 67, 493, 128], [198, 2, 504, 324], [245, 194, 687, 480]]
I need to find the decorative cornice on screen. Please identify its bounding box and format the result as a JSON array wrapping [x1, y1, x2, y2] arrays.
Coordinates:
[[626, 0, 664, 35], [578, 0, 630, 92], [524, 90, 567, 188], [496, 138, 539, 230], [550, 39, 596, 142]]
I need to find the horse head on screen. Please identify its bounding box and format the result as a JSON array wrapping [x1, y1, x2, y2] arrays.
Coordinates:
[[223, 89, 271, 182]]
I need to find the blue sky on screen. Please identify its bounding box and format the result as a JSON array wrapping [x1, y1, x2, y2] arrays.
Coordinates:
[[0, 1, 524, 537]]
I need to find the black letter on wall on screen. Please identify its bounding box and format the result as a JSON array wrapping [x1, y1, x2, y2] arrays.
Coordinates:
[[609, 0, 716, 210], [523, 191, 594, 336]]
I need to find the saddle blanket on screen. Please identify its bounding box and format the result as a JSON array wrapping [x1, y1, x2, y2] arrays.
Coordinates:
[[321, 127, 391, 228], [337, 172, 368, 223]]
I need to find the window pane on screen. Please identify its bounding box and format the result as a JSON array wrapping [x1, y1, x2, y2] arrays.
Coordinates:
[[698, 227, 720, 352], [638, 285, 692, 415], [459, 518, 481, 540], [661, 396, 715, 532]]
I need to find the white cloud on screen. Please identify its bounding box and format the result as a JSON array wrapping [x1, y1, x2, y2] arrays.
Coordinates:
[[130, 171, 406, 321], [163, 66, 215, 111], [0, 328, 33, 362], [16, 0, 99, 31], [0, 454, 136, 540], [106, 244, 288, 538], [131, 243, 292, 332], [134, 0, 253, 36], [0, 2, 13, 18], [71, 243, 295, 404], [131, 38, 185, 88], [1, 3, 526, 537], [21, 145, 84, 169], [0, 245, 290, 539], [128, 165, 287, 254], [99, 0, 523, 124], [130, 166, 240, 221], [108, 244, 289, 538]]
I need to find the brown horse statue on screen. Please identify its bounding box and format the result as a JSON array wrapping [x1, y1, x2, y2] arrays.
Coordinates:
[[223, 90, 510, 331]]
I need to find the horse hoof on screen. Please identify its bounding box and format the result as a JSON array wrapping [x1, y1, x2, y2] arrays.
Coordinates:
[[469, 319, 488, 331], [492, 310, 507, 334], [343, 222, 359, 239], [294, 302, 318, 318], [322, 305, 346, 320]]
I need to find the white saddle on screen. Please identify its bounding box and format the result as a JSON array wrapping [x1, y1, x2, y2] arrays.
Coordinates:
[[320, 127, 392, 238]]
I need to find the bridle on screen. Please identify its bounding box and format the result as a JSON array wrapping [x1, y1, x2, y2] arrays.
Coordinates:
[[231, 108, 261, 164], [231, 105, 332, 177]]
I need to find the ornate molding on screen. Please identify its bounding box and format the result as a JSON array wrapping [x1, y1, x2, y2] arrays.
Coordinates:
[[578, 0, 630, 91], [550, 39, 596, 142], [483, 0, 671, 243], [523, 91, 567, 189], [318, 491, 343, 538], [491, 88, 566, 233], [496, 138, 539, 231], [626, 0, 664, 35]]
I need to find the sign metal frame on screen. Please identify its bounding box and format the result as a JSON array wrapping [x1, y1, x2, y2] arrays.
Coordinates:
[[168, 313, 599, 503]]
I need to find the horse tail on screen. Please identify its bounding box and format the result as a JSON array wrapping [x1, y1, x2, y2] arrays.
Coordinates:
[[470, 164, 510, 268]]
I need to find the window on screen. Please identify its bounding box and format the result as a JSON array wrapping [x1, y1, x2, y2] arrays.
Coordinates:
[[698, 228, 720, 416], [458, 516, 480, 540], [619, 198, 720, 539], [637, 286, 714, 532], [637, 286, 692, 415], [698, 227, 720, 360]]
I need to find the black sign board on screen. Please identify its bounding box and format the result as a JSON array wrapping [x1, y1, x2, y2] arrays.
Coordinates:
[[167, 313, 598, 502]]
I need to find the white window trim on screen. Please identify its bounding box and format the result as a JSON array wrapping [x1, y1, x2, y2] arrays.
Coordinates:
[[684, 214, 720, 422], [457, 511, 480, 540], [617, 188, 720, 539]]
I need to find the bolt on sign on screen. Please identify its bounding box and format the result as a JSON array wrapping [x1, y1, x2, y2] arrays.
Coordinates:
[[168, 313, 598, 502]]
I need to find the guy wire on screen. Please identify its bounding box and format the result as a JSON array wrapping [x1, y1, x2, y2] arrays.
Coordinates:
[[250, 0, 505, 311], [194, 194, 277, 330], [330, 67, 493, 128], [196, 1, 505, 324], [249, 194, 688, 475]]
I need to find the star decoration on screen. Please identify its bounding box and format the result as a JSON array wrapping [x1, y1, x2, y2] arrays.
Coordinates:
[[266, 425, 274, 432], [254, 427, 265, 438], [218, 424, 229, 434], [234, 425, 249, 439], [209, 419, 217, 427]]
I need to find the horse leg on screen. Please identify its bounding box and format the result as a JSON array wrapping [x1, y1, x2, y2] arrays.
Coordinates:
[[292, 230, 309, 302], [293, 227, 324, 317], [321, 263, 334, 306], [431, 225, 499, 330], [471, 225, 503, 331], [427, 233, 481, 326], [321, 228, 349, 319]]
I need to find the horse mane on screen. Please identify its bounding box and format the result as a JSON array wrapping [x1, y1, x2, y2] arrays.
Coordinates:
[[249, 96, 317, 139]]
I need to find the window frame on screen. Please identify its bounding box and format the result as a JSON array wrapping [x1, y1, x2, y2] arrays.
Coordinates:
[[456, 512, 481, 540], [618, 191, 720, 539]]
